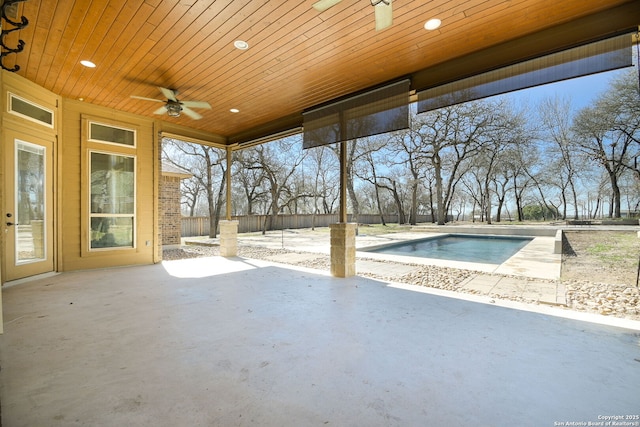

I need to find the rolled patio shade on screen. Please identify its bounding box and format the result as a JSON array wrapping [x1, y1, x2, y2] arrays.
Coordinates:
[[417, 32, 634, 114], [303, 79, 410, 149]]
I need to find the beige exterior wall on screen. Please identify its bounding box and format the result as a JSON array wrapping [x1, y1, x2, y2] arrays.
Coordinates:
[[1, 70, 160, 278], [2, 71, 225, 282], [59, 99, 158, 271]]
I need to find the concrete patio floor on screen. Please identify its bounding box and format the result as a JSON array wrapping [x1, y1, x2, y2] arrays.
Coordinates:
[[1, 256, 639, 426]]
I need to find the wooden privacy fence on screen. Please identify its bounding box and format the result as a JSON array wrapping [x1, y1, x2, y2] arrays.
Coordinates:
[[181, 214, 434, 236]]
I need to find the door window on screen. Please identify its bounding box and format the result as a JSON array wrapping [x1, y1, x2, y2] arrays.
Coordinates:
[[15, 140, 46, 263]]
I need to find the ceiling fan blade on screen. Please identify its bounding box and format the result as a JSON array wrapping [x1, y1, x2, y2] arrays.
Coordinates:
[[153, 106, 168, 115], [159, 87, 178, 102], [181, 107, 203, 120], [374, 0, 392, 31], [312, 0, 342, 12], [181, 100, 211, 109], [130, 95, 164, 103]]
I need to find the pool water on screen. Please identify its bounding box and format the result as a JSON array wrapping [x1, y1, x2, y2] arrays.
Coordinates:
[[367, 234, 533, 264]]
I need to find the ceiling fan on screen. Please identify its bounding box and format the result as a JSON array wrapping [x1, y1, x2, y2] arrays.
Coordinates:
[[312, 0, 393, 31], [130, 87, 211, 120]]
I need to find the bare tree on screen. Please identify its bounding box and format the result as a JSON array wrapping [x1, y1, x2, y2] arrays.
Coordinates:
[[233, 150, 269, 215], [573, 108, 630, 218], [385, 115, 433, 225], [163, 139, 226, 237], [472, 100, 528, 224], [461, 169, 486, 222], [245, 137, 308, 233], [606, 71, 640, 180], [329, 140, 362, 221], [180, 176, 203, 216], [520, 146, 560, 221], [414, 101, 498, 224], [503, 142, 535, 221], [571, 72, 640, 218], [372, 173, 408, 224], [314, 148, 340, 215], [356, 139, 389, 225], [539, 96, 581, 219]]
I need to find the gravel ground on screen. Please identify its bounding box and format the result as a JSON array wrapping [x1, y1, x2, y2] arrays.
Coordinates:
[[561, 230, 640, 321], [164, 235, 640, 322]]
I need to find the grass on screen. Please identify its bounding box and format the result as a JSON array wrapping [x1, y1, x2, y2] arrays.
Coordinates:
[[356, 223, 413, 235], [585, 232, 640, 266], [586, 242, 611, 254]]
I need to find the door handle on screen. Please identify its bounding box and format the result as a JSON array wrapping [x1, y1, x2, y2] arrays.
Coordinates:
[[6, 222, 14, 226]]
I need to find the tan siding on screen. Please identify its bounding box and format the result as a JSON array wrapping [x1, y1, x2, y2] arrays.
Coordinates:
[[60, 99, 157, 271], [59, 101, 82, 272]]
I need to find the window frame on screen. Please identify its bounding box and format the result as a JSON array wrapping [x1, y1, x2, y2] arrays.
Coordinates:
[[7, 92, 55, 128], [88, 120, 137, 148], [87, 149, 137, 251]]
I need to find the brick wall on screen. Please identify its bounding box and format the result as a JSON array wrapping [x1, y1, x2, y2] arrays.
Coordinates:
[[160, 175, 182, 246]]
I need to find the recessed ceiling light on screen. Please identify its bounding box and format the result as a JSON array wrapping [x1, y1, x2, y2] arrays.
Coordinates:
[[230, 108, 240, 113], [233, 40, 249, 50], [424, 18, 441, 30], [80, 60, 96, 68]]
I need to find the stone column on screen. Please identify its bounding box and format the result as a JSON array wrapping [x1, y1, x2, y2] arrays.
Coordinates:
[[330, 222, 357, 278], [219, 220, 239, 257]]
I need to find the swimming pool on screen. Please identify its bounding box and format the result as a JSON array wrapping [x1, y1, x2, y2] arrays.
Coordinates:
[[365, 234, 533, 264]]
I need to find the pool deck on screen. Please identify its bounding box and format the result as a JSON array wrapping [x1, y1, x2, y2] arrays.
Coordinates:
[[188, 228, 565, 305]]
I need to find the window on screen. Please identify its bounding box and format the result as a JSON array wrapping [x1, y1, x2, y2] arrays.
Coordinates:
[[8, 93, 54, 127], [15, 140, 47, 263], [89, 152, 136, 249], [89, 121, 136, 147]]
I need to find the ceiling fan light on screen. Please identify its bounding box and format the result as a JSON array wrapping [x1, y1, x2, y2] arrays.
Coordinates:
[[166, 103, 182, 117], [424, 18, 441, 30]]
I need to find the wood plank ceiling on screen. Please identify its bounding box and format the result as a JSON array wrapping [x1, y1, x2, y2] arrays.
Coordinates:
[[5, 0, 640, 145]]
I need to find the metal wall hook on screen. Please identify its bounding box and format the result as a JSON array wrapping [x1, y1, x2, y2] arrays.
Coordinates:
[[1, 37, 24, 52], [1, 0, 29, 72]]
